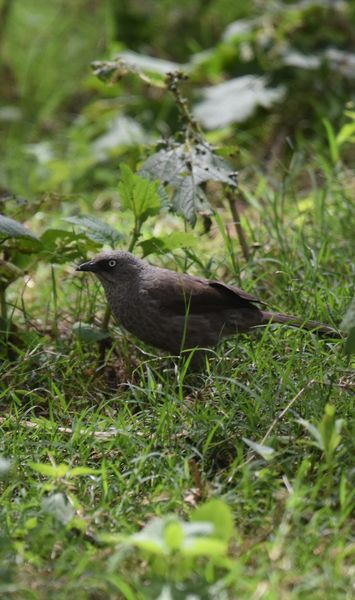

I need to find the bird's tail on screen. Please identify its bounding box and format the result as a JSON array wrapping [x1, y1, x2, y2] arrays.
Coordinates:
[[261, 311, 340, 337]]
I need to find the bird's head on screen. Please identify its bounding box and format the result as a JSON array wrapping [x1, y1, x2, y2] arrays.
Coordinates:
[[76, 251, 143, 285]]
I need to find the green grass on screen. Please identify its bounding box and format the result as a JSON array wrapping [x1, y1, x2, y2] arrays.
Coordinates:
[[1, 160, 354, 599]]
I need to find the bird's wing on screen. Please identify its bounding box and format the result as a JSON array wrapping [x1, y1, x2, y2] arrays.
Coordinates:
[[144, 270, 264, 315]]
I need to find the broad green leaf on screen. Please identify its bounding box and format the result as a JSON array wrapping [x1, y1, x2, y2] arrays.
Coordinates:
[[40, 228, 99, 263], [118, 165, 160, 223], [194, 76, 284, 129], [64, 215, 122, 247], [139, 232, 197, 257], [0, 215, 38, 240], [0, 215, 41, 252], [172, 177, 210, 226], [73, 322, 111, 343], [140, 142, 236, 224], [242, 438, 275, 461], [191, 499, 234, 542], [140, 143, 237, 189], [164, 521, 184, 551]]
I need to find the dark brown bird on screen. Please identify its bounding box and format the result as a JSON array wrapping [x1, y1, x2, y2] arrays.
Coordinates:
[[76, 251, 338, 361]]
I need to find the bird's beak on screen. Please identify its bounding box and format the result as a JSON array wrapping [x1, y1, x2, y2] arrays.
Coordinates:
[[76, 260, 96, 272]]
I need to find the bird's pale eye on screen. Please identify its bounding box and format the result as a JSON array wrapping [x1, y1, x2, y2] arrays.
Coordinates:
[[108, 259, 117, 267]]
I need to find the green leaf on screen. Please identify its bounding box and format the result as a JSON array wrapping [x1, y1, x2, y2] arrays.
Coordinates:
[[194, 76, 285, 129], [191, 499, 234, 542], [64, 215, 122, 248], [323, 118, 339, 164], [336, 121, 355, 146], [141, 143, 237, 188], [172, 177, 210, 226], [67, 466, 99, 478], [140, 141, 236, 225], [131, 517, 166, 554], [0, 215, 41, 252], [139, 232, 197, 257], [242, 437, 275, 461], [318, 404, 343, 460], [73, 322, 111, 343], [0, 215, 38, 240], [297, 418, 323, 450], [164, 521, 184, 551], [118, 164, 161, 223], [40, 228, 99, 263], [29, 462, 69, 478]]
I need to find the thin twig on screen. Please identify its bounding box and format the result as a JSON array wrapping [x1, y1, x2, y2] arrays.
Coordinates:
[[261, 379, 317, 444], [227, 188, 250, 261], [230, 379, 318, 477]]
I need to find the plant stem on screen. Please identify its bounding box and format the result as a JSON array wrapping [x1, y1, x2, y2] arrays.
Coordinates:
[[227, 188, 250, 261], [0, 287, 7, 322]]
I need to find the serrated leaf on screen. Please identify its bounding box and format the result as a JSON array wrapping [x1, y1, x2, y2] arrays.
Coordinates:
[[140, 142, 236, 224], [118, 164, 160, 223], [141, 143, 237, 188], [172, 176, 211, 225], [0, 215, 41, 252], [242, 437, 275, 461], [0, 215, 38, 240], [64, 215, 121, 247], [73, 322, 111, 343]]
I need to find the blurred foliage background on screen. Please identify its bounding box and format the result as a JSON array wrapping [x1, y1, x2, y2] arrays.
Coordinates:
[[1, 0, 355, 205]]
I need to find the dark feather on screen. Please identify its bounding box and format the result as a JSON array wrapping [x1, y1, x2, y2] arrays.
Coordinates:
[[146, 271, 263, 315]]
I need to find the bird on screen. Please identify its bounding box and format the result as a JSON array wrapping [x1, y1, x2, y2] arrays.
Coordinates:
[[76, 250, 338, 364]]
